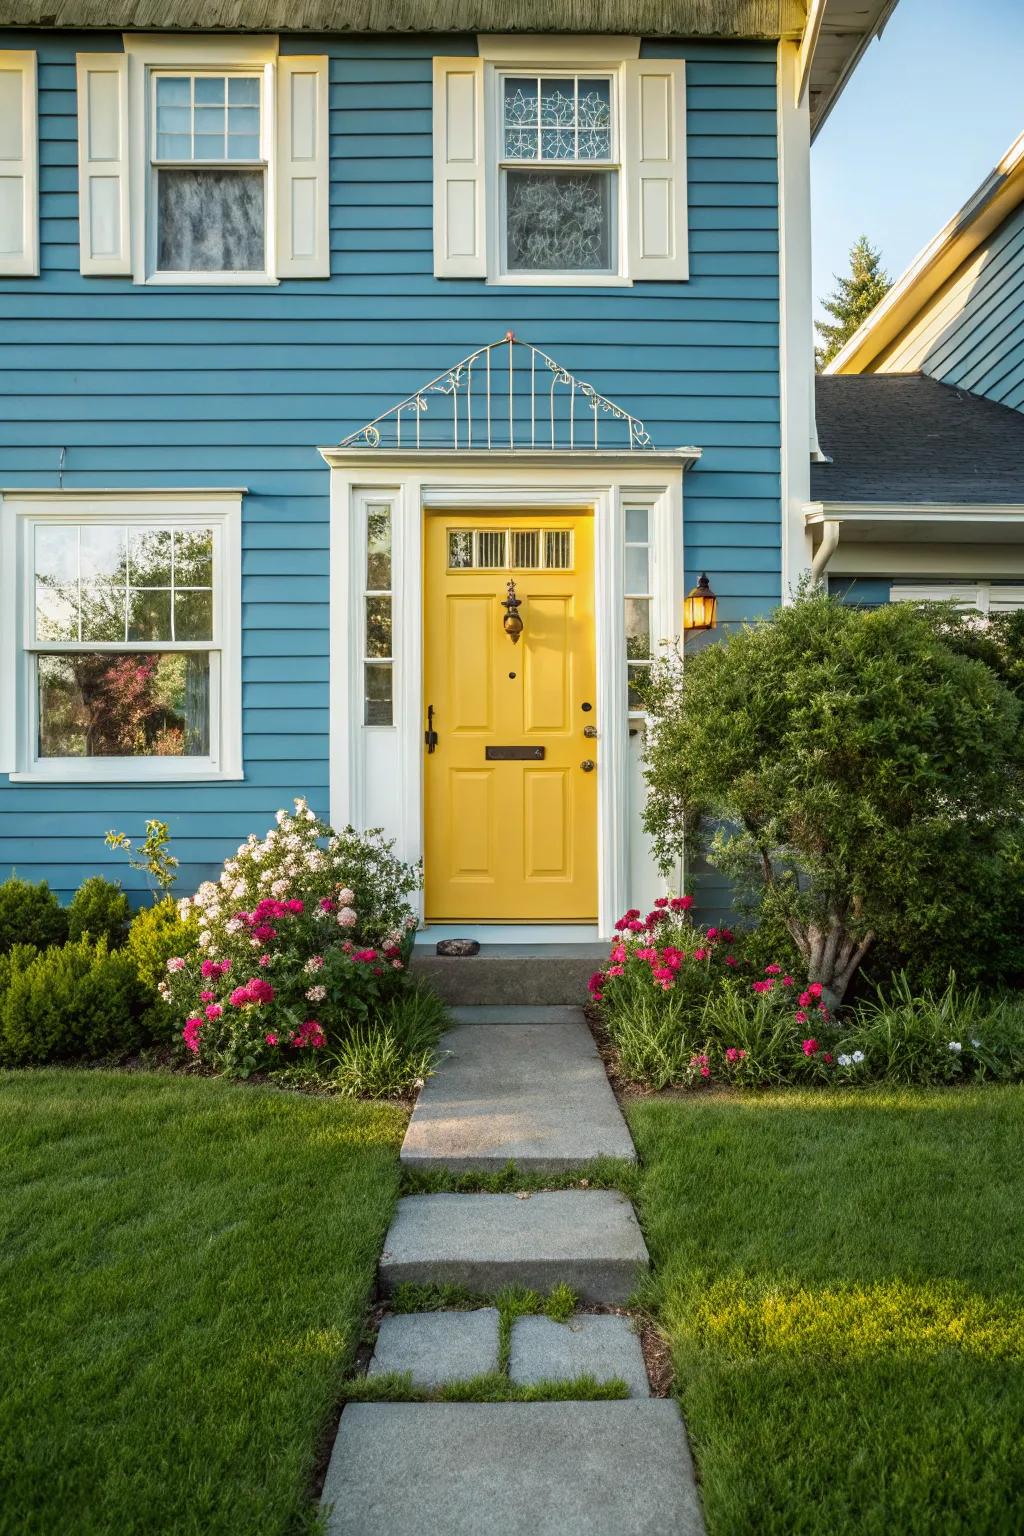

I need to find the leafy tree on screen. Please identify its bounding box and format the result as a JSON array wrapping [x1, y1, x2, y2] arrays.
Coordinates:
[[641, 589, 1024, 1007], [815, 235, 892, 369]]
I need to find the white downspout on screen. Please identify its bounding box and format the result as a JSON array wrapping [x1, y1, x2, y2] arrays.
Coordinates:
[[810, 520, 840, 582]]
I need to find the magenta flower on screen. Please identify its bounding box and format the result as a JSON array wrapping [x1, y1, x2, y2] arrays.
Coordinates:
[[182, 1017, 203, 1054], [205, 1003, 223, 1020], [751, 979, 774, 993], [802, 1038, 820, 1055]]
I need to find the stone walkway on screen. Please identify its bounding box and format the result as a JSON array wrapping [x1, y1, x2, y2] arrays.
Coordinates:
[[320, 1002, 705, 1536]]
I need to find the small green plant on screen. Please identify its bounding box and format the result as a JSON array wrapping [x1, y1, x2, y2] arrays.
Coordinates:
[[126, 897, 200, 1042], [0, 937, 148, 1066], [105, 821, 179, 898], [833, 972, 1024, 1085], [0, 877, 68, 956], [67, 876, 131, 949]]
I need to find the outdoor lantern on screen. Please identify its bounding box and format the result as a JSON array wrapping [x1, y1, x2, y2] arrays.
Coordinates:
[[683, 573, 718, 633], [501, 579, 524, 644]]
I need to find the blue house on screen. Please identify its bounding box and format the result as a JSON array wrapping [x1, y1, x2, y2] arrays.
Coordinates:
[[0, 1, 893, 939]]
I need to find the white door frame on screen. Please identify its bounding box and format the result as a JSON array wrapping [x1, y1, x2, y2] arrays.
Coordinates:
[[321, 448, 695, 939]]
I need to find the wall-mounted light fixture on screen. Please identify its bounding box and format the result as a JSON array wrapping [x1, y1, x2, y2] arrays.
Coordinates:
[[501, 579, 524, 643], [683, 573, 718, 633]]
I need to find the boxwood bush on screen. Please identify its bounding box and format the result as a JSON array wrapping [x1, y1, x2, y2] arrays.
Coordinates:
[[0, 938, 148, 1067], [0, 878, 68, 955], [67, 876, 131, 949]]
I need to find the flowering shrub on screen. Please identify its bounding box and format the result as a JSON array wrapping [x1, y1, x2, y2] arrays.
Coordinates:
[[163, 801, 420, 1075], [591, 902, 1024, 1090]]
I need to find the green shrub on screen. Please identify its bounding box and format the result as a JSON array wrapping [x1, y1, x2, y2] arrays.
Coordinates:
[[0, 877, 68, 955], [834, 973, 1024, 1085], [0, 938, 148, 1066], [67, 876, 131, 949], [324, 984, 447, 1097], [0, 943, 38, 1001], [126, 897, 199, 1041]]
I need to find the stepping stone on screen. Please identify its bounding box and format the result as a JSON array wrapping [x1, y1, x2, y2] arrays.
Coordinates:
[[509, 1314, 651, 1398], [379, 1191, 648, 1305], [449, 1005, 587, 1026], [321, 1400, 705, 1535], [368, 1309, 500, 1389], [401, 1022, 636, 1172], [411, 946, 605, 1006]]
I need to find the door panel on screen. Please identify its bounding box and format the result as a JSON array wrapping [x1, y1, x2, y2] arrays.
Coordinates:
[[424, 510, 597, 922]]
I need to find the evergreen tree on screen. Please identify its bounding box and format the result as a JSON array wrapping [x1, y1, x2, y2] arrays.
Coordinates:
[[815, 235, 892, 369]]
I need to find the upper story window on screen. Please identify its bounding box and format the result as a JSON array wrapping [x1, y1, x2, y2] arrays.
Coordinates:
[[0, 493, 242, 782], [432, 41, 687, 286], [75, 37, 329, 284], [152, 72, 266, 274], [501, 74, 616, 276]]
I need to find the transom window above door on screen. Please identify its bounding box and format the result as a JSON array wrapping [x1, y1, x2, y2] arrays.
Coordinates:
[[447, 527, 574, 570]]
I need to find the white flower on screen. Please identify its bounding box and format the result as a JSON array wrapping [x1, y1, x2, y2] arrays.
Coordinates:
[[226, 918, 243, 935], [304, 955, 324, 973], [259, 869, 274, 885], [948, 1041, 962, 1053], [338, 888, 356, 906], [304, 809, 316, 822], [337, 907, 358, 928], [198, 929, 213, 948], [837, 1054, 852, 1067], [306, 984, 327, 1003], [306, 851, 324, 871], [294, 797, 308, 813], [971, 1039, 981, 1048], [275, 809, 287, 825], [166, 956, 186, 973], [404, 914, 418, 931], [232, 882, 247, 901], [852, 1050, 865, 1064], [177, 897, 193, 918], [271, 879, 290, 898]]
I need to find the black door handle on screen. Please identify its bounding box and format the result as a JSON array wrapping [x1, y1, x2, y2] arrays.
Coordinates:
[[425, 704, 438, 754]]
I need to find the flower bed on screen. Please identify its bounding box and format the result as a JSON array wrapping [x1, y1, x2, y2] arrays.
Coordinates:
[[591, 900, 1024, 1090]]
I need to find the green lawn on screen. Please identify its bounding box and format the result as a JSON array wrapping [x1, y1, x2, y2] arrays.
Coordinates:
[[627, 1086, 1024, 1536], [0, 1071, 405, 1536]]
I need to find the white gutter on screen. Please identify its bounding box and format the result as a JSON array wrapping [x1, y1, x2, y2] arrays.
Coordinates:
[[810, 518, 840, 580]]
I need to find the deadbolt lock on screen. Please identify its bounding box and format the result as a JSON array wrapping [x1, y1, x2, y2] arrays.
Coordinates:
[[583, 724, 597, 738], [580, 759, 595, 773]]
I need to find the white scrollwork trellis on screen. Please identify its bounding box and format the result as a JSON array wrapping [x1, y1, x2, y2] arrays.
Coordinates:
[[338, 333, 653, 452]]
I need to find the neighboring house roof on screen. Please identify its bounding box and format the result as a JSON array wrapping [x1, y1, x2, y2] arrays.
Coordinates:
[[811, 373, 1024, 505], [826, 128, 1024, 374], [0, 0, 896, 134]]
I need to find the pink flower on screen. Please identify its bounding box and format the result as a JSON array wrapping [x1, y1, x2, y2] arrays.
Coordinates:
[[265, 1033, 278, 1046], [229, 985, 250, 1008], [247, 978, 274, 1004], [319, 897, 336, 913], [588, 972, 604, 994], [205, 1003, 223, 1020], [286, 899, 304, 914], [693, 948, 708, 962], [200, 959, 220, 979], [707, 927, 719, 940], [798, 991, 812, 1007], [654, 896, 669, 908], [725, 954, 738, 967], [802, 1038, 820, 1055], [305, 955, 325, 972], [720, 928, 735, 944], [182, 1017, 203, 1054], [751, 979, 774, 993], [795, 1008, 808, 1024], [607, 964, 624, 977], [291, 1020, 326, 1050], [391, 959, 403, 970], [627, 921, 645, 933], [610, 945, 627, 964], [808, 982, 824, 998], [652, 966, 674, 983], [353, 947, 378, 963], [258, 954, 272, 967], [306, 984, 327, 1003], [670, 895, 694, 912], [662, 946, 683, 970], [636, 946, 657, 963], [337, 907, 358, 928], [252, 924, 276, 944], [823, 1052, 834, 1064], [166, 956, 186, 973], [200, 990, 215, 1002], [765, 964, 782, 976], [781, 976, 794, 987], [725, 1047, 746, 1063]]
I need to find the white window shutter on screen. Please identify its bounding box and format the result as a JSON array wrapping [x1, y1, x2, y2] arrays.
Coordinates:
[[624, 59, 688, 282], [276, 55, 330, 279], [432, 56, 485, 278], [0, 51, 38, 277], [76, 53, 131, 275]]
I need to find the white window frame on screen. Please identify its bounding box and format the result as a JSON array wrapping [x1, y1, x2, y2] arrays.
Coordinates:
[[125, 34, 280, 287], [493, 66, 624, 285], [0, 490, 243, 783], [889, 582, 1024, 614], [480, 38, 638, 288]]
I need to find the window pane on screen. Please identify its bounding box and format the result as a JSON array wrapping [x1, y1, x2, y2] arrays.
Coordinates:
[[38, 652, 210, 758], [365, 596, 392, 659], [540, 77, 575, 127], [34, 524, 77, 584], [477, 530, 506, 568], [577, 79, 611, 130], [506, 170, 612, 272], [625, 597, 651, 659], [80, 583, 127, 642], [625, 508, 649, 543], [156, 133, 191, 161], [129, 526, 172, 587], [510, 530, 540, 568], [157, 168, 265, 272], [194, 76, 225, 105], [544, 530, 572, 569], [625, 544, 650, 595], [174, 589, 213, 642], [173, 528, 214, 587], [35, 584, 78, 642], [448, 530, 473, 569], [364, 662, 393, 726], [627, 663, 650, 712], [367, 506, 391, 590], [80, 525, 126, 582], [156, 76, 190, 108], [128, 588, 172, 642], [228, 77, 260, 106]]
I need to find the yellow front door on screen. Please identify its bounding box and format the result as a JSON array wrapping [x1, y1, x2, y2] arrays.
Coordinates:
[[424, 511, 598, 922]]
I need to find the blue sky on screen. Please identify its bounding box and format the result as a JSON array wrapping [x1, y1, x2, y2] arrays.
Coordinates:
[[811, 0, 1024, 325]]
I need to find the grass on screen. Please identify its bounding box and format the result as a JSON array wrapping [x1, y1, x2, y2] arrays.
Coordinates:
[[627, 1085, 1024, 1536], [0, 1069, 406, 1536]]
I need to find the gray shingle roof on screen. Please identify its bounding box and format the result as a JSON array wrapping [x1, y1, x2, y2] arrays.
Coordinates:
[[811, 373, 1024, 505]]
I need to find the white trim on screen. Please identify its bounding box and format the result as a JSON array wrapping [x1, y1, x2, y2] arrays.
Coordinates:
[[477, 35, 641, 64], [123, 33, 283, 287], [322, 448, 699, 469], [776, 40, 814, 598], [0, 50, 39, 277], [889, 581, 1024, 615], [415, 923, 602, 945], [327, 458, 686, 939], [807, 501, 1024, 523], [0, 489, 242, 783]]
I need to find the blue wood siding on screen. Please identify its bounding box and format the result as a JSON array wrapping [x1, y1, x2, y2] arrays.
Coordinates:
[[875, 203, 1024, 412], [0, 31, 780, 898]]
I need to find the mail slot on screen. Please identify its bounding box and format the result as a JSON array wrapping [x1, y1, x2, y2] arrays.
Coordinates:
[[485, 746, 545, 760]]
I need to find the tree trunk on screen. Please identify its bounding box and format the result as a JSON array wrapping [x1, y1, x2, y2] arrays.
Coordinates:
[[800, 921, 876, 1010]]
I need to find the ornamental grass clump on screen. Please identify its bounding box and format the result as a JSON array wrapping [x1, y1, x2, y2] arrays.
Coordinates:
[[162, 800, 421, 1076]]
